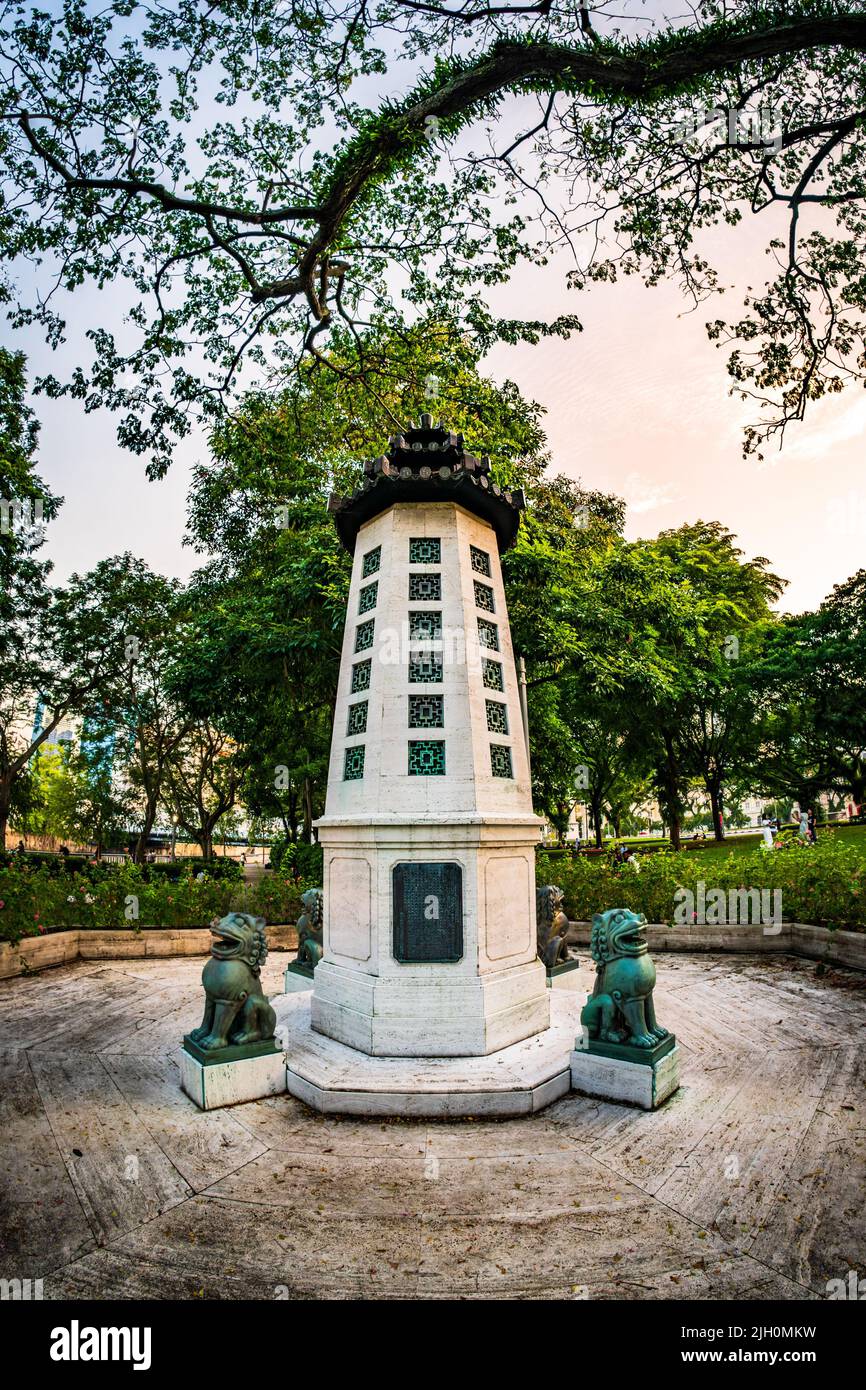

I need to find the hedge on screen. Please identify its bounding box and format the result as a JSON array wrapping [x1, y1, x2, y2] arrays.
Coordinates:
[[0, 862, 310, 946], [4, 836, 862, 947], [537, 837, 866, 931]]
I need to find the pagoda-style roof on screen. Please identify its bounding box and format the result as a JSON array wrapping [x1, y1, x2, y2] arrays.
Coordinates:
[[327, 415, 525, 554]]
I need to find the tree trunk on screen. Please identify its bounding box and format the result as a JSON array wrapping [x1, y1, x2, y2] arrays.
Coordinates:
[[135, 799, 158, 863], [661, 732, 683, 851], [302, 776, 314, 843], [590, 790, 604, 848], [708, 782, 725, 841], [0, 772, 12, 851]]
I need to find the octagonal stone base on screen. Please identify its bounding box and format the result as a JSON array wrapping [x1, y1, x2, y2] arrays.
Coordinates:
[[311, 956, 550, 1057], [283, 989, 581, 1117]]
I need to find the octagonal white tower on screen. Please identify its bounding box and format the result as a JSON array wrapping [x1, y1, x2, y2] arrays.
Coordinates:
[[311, 417, 549, 1056]]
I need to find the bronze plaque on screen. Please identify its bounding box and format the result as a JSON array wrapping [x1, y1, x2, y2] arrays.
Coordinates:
[[392, 862, 463, 963]]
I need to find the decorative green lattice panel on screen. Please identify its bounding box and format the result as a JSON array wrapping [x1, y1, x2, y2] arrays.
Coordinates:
[[355, 619, 375, 652], [474, 580, 495, 612], [477, 618, 499, 651], [346, 701, 368, 736], [470, 545, 491, 577], [409, 694, 444, 728], [482, 659, 504, 691], [485, 700, 509, 734], [351, 659, 372, 692], [409, 537, 441, 564], [344, 745, 365, 780], [409, 610, 442, 642], [408, 573, 441, 601], [408, 653, 444, 683], [358, 581, 378, 614], [362, 546, 381, 577], [490, 744, 513, 778], [408, 740, 446, 775]]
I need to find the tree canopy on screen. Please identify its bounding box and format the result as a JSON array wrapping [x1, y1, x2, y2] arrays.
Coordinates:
[[0, 1, 864, 472]]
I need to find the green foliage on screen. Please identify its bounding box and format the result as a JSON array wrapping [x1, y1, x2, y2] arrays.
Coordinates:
[[538, 835, 866, 929], [750, 570, 866, 804], [0, 859, 301, 945], [0, 4, 861, 467], [278, 841, 324, 883]]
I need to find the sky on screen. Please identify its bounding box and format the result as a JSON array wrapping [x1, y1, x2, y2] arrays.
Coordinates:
[[22, 229, 864, 618], [8, 6, 865, 618]]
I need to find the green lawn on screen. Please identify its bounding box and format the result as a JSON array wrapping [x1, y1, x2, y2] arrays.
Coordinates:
[[680, 824, 866, 860], [597, 824, 866, 864]]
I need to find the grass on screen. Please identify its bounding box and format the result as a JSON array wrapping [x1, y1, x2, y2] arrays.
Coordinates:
[[679, 824, 866, 864], [547, 824, 866, 865]]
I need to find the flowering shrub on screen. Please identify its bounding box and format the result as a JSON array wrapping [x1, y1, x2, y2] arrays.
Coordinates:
[[0, 862, 309, 945], [537, 837, 866, 931], [245, 873, 309, 927]]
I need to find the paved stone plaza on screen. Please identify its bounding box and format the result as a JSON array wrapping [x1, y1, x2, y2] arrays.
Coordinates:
[[1, 951, 863, 1300]]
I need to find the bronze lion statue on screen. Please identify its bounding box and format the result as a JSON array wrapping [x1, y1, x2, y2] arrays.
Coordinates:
[[187, 913, 276, 1053], [536, 884, 571, 969], [580, 908, 669, 1049], [295, 887, 324, 969]]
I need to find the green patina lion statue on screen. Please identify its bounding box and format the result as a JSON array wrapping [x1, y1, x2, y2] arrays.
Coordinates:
[[536, 884, 570, 969], [580, 908, 669, 1050], [295, 888, 324, 969], [188, 913, 277, 1052]]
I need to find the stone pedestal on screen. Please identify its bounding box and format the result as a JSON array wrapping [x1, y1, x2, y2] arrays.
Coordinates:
[[570, 1036, 681, 1110], [284, 960, 315, 994], [312, 816, 548, 1056], [180, 1043, 286, 1110], [284, 988, 579, 1117], [547, 959, 583, 991]]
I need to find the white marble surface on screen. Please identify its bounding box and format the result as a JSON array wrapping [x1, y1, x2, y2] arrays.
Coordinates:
[[323, 502, 533, 820], [179, 1047, 287, 1111], [283, 987, 581, 1116], [570, 1043, 681, 1111], [312, 500, 550, 1058], [283, 967, 315, 994]]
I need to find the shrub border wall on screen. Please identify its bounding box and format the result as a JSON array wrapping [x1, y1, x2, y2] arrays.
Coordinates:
[[0, 924, 298, 980], [567, 920, 866, 972]]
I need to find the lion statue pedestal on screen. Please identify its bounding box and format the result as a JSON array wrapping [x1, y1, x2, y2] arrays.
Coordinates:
[[570, 908, 680, 1110], [180, 913, 286, 1111]]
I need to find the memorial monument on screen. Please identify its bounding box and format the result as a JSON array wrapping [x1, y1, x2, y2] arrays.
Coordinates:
[[179, 418, 680, 1116], [309, 415, 550, 1057]]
